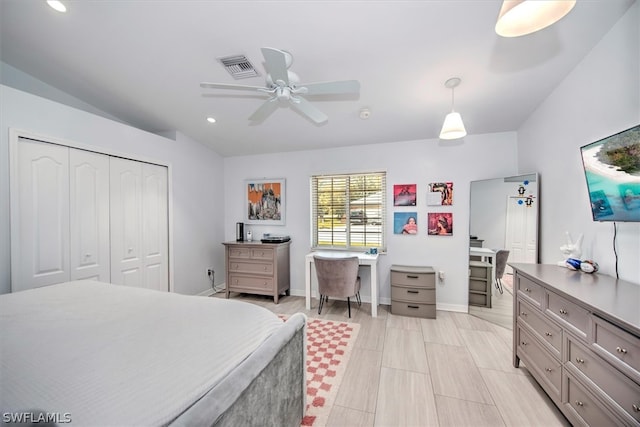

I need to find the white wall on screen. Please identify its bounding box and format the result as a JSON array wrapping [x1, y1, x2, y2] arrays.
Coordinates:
[[224, 133, 518, 311], [518, 2, 640, 284], [0, 85, 226, 295]]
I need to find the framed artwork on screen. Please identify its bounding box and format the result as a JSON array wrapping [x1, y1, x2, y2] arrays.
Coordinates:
[[245, 178, 285, 225], [394, 212, 418, 235], [393, 184, 417, 206], [427, 212, 453, 236], [428, 182, 453, 206]]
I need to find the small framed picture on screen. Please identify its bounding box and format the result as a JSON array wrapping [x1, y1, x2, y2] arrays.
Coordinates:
[[427, 212, 453, 236], [394, 212, 418, 235], [245, 178, 285, 225], [394, 184, 417, 206], [428, 182, 453, 206]]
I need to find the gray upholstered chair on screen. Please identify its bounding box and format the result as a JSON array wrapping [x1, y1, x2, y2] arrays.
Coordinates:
[[494, 249, 510, 294], [313, 255, 361, 318]]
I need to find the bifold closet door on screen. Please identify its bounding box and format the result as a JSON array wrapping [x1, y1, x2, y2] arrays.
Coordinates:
[[110, 157, 168, 291], [11, 139, 70, 291]]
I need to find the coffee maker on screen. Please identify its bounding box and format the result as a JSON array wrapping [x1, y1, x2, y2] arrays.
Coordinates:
[[236, 222, 244, 241]]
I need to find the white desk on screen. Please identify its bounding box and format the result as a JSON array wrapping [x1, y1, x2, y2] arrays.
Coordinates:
[[305, 251, 380, 317], [469, 247, 496, 284]]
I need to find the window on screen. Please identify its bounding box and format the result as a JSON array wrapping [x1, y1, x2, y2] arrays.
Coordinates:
[[311, 172, 386, 250]]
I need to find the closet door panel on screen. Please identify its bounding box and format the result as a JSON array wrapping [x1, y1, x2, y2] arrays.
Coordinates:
[[12, 140, 70, 291], [69, 149, 110, 282], [110, 157, 143, 287], [142, 163, 169, 291]]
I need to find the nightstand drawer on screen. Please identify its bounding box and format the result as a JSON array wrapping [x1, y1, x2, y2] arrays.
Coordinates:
[[391, 285, 434, 304], [391, 300, 435, 319], [229, 261, 273, 275], [228, 274, 274, 291], [228, 247, 251, 259], [250, 247, 274, 260]]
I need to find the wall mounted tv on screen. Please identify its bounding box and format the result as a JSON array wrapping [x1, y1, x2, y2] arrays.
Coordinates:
[[580, 124, 640, 222]]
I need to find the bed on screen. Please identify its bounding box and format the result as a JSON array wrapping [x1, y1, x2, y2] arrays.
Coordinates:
[[0, 280, 306, 426]]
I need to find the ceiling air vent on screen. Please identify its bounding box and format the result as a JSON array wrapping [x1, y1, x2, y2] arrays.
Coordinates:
[[217, 54, 260, 80]]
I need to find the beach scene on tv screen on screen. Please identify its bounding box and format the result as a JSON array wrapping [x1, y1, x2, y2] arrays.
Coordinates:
[[581, 125, 640, 222]]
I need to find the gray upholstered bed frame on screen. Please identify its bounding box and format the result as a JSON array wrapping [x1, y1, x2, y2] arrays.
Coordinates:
[[170, 313, 307, 427]]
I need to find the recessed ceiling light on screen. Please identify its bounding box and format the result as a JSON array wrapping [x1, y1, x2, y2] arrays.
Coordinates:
[[206, 117, 217, 124], [47, 0, 67, 13]]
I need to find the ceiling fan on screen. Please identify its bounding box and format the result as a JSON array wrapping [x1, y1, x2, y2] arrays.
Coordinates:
[[200, 47, 360, 124]]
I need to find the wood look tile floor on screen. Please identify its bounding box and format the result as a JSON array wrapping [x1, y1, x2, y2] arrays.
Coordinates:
[[214, 292, 570, 427]]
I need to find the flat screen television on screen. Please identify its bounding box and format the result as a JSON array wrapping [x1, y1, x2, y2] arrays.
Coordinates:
[[580, 124, 640, 222]]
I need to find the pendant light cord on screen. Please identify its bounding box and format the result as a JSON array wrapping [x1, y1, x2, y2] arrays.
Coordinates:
[[613, 222, 619, 279]]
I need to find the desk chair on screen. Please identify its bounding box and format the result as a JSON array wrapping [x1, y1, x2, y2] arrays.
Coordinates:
[[494, 249, 510, 294], [314, 255, 361, 318]]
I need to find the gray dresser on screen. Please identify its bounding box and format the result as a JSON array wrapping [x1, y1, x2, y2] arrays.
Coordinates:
[[511, 263, 639, 426], [223, 241, 290, 303], [390, 265, 436, 319]]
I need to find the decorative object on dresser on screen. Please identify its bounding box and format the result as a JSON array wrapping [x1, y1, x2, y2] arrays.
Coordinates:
[[223, 240, 291, 303], [390, 265, 436, 319], [511, 263, 640, 426]]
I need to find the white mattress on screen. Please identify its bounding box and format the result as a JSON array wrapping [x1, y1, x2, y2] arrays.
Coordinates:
[[0, 281, 285, 426]]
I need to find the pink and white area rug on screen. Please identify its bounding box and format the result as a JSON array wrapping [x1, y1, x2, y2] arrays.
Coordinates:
[[279, 315, 360, 426]]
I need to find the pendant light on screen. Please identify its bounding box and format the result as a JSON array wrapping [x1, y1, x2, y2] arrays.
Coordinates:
[[439, 77, 467, 140], [495, 0, 576, 37]]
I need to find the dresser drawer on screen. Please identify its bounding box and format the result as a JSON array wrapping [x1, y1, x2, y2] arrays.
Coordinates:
[[567, 335, 640, 424], [228, 246, 251, 259], [391, 285, 434, 304], [517, 297, 562, 356], [250, 247, 274, 260], [546, 291, 590, 339], [469, 261, 491, 279], [593, 315, 640, 383], [228, 261, 274, 275], [390, 271, 435, 288], [469, 292, 490, 307], [391, 300, 435, 319], [517, 274, 544, 308], [228, 274, 274, 292], [517, 326, 562, 398], [564, 372, 624, 427], [469, 278, 489, 292]]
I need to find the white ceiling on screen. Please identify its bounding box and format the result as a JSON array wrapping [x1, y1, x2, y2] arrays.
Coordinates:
[[1, 0, 635, 157]]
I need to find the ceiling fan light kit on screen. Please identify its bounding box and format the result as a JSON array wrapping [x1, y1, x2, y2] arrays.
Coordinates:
[[439, 77, 467, 140], [201, 47, 360, 125], [495, 0, 576, 37]]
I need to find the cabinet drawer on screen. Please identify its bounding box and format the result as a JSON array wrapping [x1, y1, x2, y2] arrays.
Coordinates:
[[469, 278, 489, 292], [391, 300, 435, 319], [517, 274, 544, 308], [391, 285, 434, 304], [546, 291, 589, 339], [251, 247, 274, 260], [228, 246, 251, 259], [390, 271, 435, 288], [517, 326, 562, 398], [469, 292, 490, 307], [593, 315, 640, 383], [228, 261, 273, 275], [567, 336, 640, 424], [517, 298, 562, 356], [228, 274, 274, 292], [564, 372, 624, 427], [469, 261, 491, 279]]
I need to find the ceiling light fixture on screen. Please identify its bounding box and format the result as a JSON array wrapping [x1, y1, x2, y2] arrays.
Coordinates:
[[46, 0, 67, 13], [206, 117, 217, 123], [439, 77, 467, 140], [495, 0, 576, 37]]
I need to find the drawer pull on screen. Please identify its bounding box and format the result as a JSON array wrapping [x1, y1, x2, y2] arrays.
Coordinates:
[[406, 275, 419, 279], [544, 332, 553, 337], [524, 287, 531, 292], [559, 309, 568, 315], [616, 346, 628, 354], [520, 311, 528, 316], [521, 341, 528, 346], [575, 401, 584, 407], [264, 266, 268, 271], [407, 305, 419, 309], [407, 290, 419, 294], [545, 368, 553, 372], [575, 357, 585, 364], [632, 404, 640, 412]]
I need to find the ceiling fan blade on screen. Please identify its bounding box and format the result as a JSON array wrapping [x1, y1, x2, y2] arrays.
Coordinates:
[[289, 96, 328, 124], [248, 97, 280, 122], [300, 80, 360, 95], [261, 47, 290, 86], [200, 82, 266, 91]]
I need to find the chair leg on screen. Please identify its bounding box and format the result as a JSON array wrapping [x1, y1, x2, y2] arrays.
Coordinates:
[[318, 295, 325, 315], [495, 279, 504, 294], [355, 292, 362, 306], [347, 297, 351, 318]]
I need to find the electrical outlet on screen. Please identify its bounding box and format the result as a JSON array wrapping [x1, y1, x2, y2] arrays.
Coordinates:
[[438, 270, 445, 281], [207, 268, 214, 278]]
